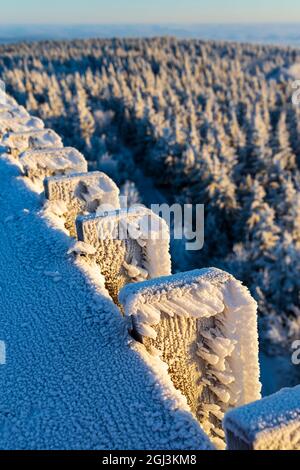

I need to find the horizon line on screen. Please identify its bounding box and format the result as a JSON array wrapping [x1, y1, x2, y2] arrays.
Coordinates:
[[1, 21, 300, 26]]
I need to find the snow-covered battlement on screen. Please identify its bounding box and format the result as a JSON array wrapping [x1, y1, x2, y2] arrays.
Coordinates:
[[2, 128, 63, 155], [0, 115, 44, 137], [119, 268, 261, 448], [76, 207, 171, 303], [224, 385, 300, 450], [1, 94, 297, 450], [44, 171, 120, 236], [19, 147, 87, 190], [0, 95, 214, 449], [0, 103, 30, 120]]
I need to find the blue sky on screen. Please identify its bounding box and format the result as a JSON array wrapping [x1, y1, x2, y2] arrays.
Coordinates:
[[0, 0, 300, 24]]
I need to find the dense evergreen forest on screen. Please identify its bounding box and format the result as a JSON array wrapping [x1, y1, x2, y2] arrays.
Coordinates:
[[1, 37, 300, 351]]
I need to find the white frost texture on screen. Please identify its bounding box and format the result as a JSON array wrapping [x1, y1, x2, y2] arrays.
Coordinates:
[[2, 129, 63, 154], [0, 103, 29, 120], [0, 115, 44, 136], [19, 147, 88, 190], [119, 268, 261, 448], [0, 153, 213, 450], [224, 385, 300, 450], [44, 171, 120, 215]]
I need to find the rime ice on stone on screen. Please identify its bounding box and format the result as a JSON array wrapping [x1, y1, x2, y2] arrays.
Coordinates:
[[119, 268, 261, 449], [0, 115, 44, 138], [0, 95, 18, 108], [44, 171, 120, 236], [76, 207, 171, 304], [19, 147, 87, 188], [224, 385, 300, 450], [2, 129, 63, 156], [0, 104, 29, 120]]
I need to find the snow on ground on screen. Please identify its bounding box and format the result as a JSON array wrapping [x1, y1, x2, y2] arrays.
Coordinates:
[[0, 154, 213, 450]]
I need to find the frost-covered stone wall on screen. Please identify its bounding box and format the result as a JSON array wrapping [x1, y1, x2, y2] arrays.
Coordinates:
[[1, 93, 297, 450]]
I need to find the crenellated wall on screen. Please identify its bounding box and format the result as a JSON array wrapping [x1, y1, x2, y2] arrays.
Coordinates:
[[1, 93, 298, 450]]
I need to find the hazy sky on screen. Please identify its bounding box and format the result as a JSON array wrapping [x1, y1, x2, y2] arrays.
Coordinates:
[[0, 0, 299, 24]]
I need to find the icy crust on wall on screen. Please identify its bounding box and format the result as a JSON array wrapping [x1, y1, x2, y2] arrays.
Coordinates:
[[119, 268, 261, 449], [43, 171, 120, 236], [224, 385, 300, 450], [0, 97, 214, 450], [76, 207, 172, 304], [2, 129, 63, 155], [0, 115, 44, 137], [0, 104, 29, 120], [19, 147, 88, 192]]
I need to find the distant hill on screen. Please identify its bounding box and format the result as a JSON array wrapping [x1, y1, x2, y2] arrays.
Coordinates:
[[0, 23, 300, 46]]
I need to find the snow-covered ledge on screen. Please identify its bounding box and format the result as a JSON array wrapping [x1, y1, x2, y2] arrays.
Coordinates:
[[119, 268, 261, 449], [0, 115, 44, 137], [0, 96, 214, 450], [224, 385, 300, 450], [2, 129, 63, 157], [75, 207, 172, 304], [44, 171, 120, 237]]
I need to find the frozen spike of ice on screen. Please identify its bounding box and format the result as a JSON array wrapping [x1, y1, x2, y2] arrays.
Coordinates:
[[67, 241, 96, 256], [209, 408, 224, 421], [192, 289, 224, 313], [211, 386, 231, 404], [152, 297, 175, 315], [152, 301, 175, 317], [213, 357, 227, 372], [123, 261, 148, 280], [222, 279, 256, 311], [44, 200, 68, 217], [136, 322, 157, 340], [197, 348, 219, 366], [136, 237, 147, 248], [205, 336, 236, 358], [202, 377, 211, 385], [161, 298, 191, 317], [214, 427, 225, 438], [209, 370, 235, 385], [202, 403, 221, 412], [170, 295, 206, 318], [138, 304, 161, 325], [211, 437, 226, 450]]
